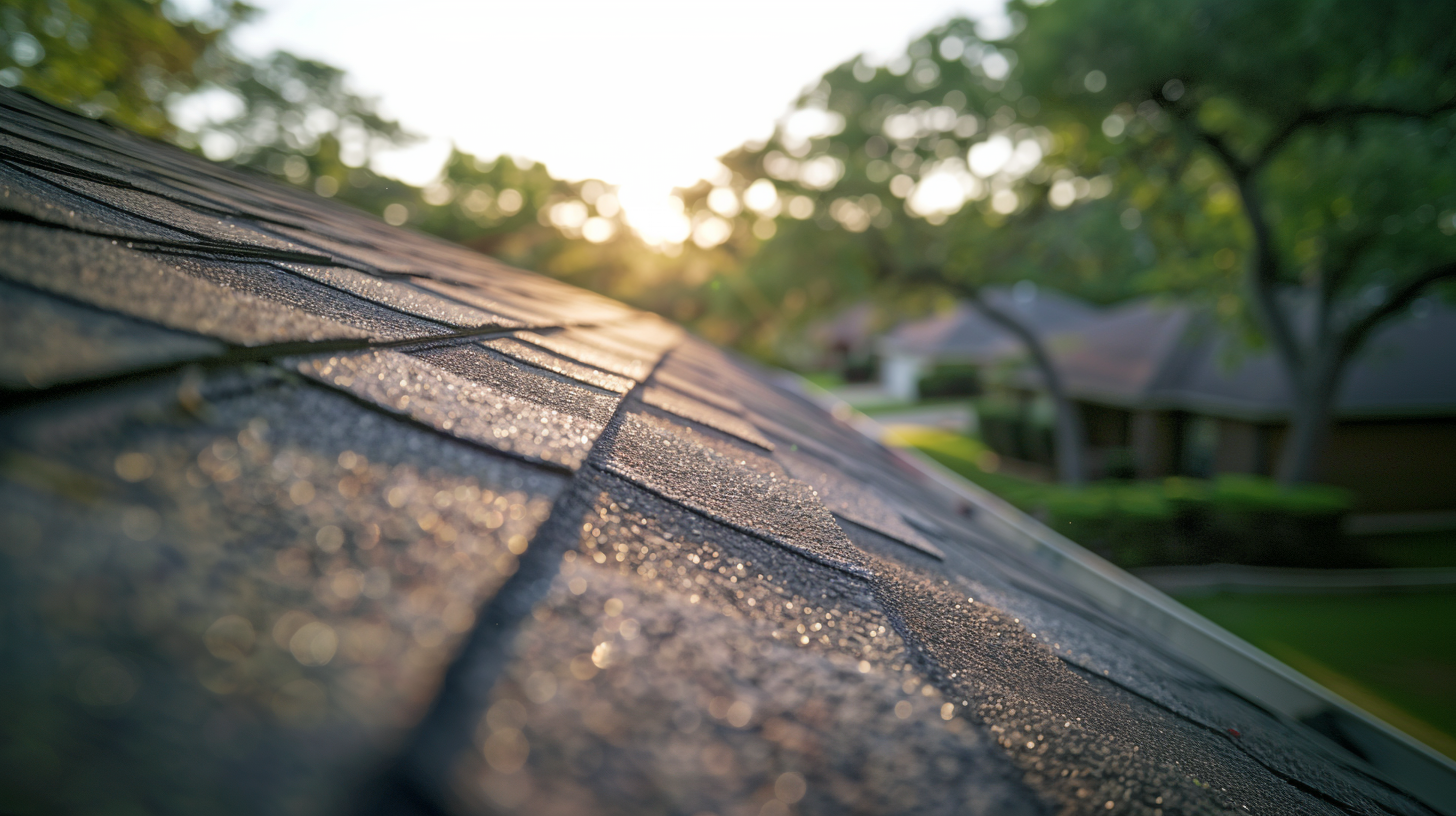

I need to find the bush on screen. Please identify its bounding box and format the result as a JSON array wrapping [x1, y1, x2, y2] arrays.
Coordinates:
[[972, 396, 1055, 466], [916, 363, 982, 399], [885, 428, 1358, 568]]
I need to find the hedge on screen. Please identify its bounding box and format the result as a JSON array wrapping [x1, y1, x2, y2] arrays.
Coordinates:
[[883, 427, 1358, 568], [916, 363, 982, 400]]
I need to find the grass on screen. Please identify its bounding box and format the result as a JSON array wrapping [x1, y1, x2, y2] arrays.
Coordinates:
[[880, 425, 1029, 494], [855, 400, 919, 416], [1180, 592, 1456, 760], [858, 396, 972, 417], [800, 372, 845, 390]]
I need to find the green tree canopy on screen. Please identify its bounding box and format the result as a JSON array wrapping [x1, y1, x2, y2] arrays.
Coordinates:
[[0, 0, 251, 136]]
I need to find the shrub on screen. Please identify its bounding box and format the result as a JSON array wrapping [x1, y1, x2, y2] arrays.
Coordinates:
[[916, 363, 982, 399], [972, 396, 1055, 466], [887, 428, 1357, 568]]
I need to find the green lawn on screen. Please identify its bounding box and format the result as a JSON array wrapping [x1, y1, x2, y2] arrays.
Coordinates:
[[1180, 592, 1456, 759], [800, 372, 845, 390]]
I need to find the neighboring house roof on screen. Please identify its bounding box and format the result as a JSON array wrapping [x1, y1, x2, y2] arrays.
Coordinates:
[[1036, 299, 1456, 421], [1, 88, 1450, 815], [879, 285, 1099, 363]]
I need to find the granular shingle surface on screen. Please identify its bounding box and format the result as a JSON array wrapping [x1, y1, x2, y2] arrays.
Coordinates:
[[0, 87, 1446, 816]]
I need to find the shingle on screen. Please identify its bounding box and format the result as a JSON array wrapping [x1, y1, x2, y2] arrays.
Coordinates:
[[18, 162, 312, 253], [0, 127, 248, 216], [468, 576, 1018, 813], [869, 557, 1343, 815], [277, 262, 517, 329], [511, 328, 654, 381], [409, 342, 622, 424], [641, 384, 775, 450], [566, 323, 676, 363], [0, 370, 567, 815], [402, 469, 1044, 816], [260, 220, 439, 274], [778, 448, 944, 559], [0, 279, 223, 388], [293, 348, 607, 470], [0, 222, 368, 346], [591, 409, 870, 577], [961, 564, 1428, 815], [414, 277, 565, 326], [589, 318, 684, 355], [1, 159, 198, 243], [479, 336, 635, 394], [650, 366, 748, 415], [160, 254, 453, 342]]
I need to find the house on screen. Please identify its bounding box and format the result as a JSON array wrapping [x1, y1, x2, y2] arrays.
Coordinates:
[[2, 89, 1451, 813], [1020, 299, 1456, 521], [877, 283, 1098, 401]]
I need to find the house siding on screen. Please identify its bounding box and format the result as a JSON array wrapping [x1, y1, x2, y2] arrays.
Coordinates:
[[1317, 418, 1456, 513], [1073, 401, 1455, 514]]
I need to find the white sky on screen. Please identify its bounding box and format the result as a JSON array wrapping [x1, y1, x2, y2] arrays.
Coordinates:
[[234, 0, 1005, 243]]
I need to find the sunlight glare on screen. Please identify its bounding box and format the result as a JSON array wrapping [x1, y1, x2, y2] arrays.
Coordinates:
[[968, 134, 1012, 177], [236, 0, 1011, 243]]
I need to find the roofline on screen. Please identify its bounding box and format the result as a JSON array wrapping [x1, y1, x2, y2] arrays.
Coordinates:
[[787, 374, 1456, 816], [1016, 380, 1456, 424], [878, 347, 1010, 364], [1069, 390, 1456, 424]]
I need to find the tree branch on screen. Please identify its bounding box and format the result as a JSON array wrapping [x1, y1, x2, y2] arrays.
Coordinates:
[[1228, 169, 1305, 373], [1253, 99, 1456, 171], [1316, 228, 1382, 348], [1158, 98, 1306, 373], [1156, 98, 1252, 178], [1337, 261, 1456, 363], [964, 289, 1086, 485]]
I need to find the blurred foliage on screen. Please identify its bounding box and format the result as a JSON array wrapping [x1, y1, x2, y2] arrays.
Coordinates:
[[887, 426, 1357, 568], [176, 50, 416, 172], [676, 15, 1155, 363], [0, 0, 418, 219], [0, 0, 251, 136], [0, 0, 412, 177], [916, 362, 982, 400], [1017, 0, 1456, 337]]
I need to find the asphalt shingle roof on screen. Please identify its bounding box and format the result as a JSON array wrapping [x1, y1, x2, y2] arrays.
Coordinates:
[[1042, 299, 1456, 421], [879, 287, 1099, 362], [0, 88, 1449, 816]]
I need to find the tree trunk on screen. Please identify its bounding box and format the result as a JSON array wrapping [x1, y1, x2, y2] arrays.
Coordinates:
[[1276, 350, 1345, 485], [966, 294, 1086, 486]]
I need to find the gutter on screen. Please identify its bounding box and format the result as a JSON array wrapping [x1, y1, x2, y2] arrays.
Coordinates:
[[784, 374, 1456, 815]]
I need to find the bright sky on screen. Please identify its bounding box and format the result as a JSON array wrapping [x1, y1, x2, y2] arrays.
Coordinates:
[[234, 0, 1006, 244]]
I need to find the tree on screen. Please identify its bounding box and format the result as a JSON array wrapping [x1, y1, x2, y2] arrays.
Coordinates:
[[1015, 0, 1456, 484], [0, 0, 251, 137], [678, 18, 1159, 484], [1, 0, 419, 191]]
